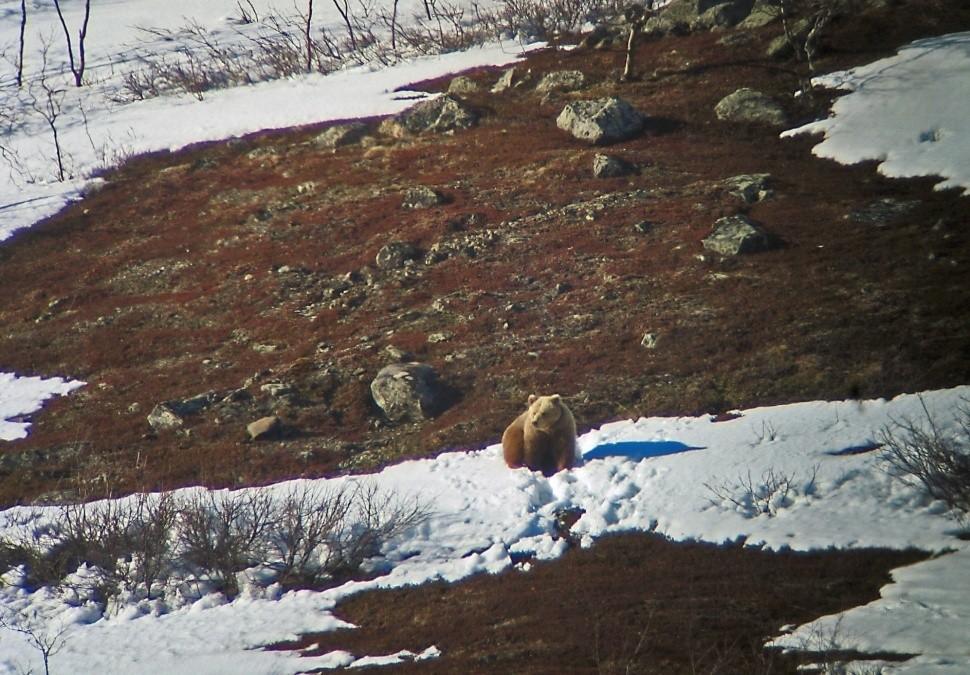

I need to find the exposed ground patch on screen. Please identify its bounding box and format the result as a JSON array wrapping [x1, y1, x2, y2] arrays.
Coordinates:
[[277, 533, 928, 673]]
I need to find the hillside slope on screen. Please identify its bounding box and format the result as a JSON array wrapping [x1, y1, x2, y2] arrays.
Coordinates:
[[1, 0, 968, 509]]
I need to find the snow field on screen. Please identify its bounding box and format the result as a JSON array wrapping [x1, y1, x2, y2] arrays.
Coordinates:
[[1, 386, 968, 674], [784, 31, 970, 195]]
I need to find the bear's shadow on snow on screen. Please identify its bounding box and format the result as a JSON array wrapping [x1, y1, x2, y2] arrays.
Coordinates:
[[582, 440, 702, 461]]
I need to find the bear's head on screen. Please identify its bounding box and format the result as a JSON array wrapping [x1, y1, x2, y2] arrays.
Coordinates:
[[527, 394, 563, 432]]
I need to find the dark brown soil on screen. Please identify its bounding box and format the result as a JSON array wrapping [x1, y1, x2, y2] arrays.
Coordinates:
[[0, 1, 968, 508], [275, 533, 928, 674]]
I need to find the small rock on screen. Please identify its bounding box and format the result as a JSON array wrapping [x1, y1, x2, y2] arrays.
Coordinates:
[[766, 17, 812, 59], [847, 198, 920, 227], [593, 153, 635, 178], [703, 214, 777, 256], [448, 75, 479, 95], [376, 241, 419, 270], [147, 403, 184, 431], [146, 391, 222, 432], [714, 88, 788, 127], [535, 70, 586, 94], [380, 95, 478, 137], [491, 67, 517, 93], [692, 1, 750, 30], [385, 345, 412, 361], [641, 332, 659, 349], [314, 122, 368, 149], [557, 97, 645, 145], [740, 0, 780, 29], [722, 174, 773, 203], [247, 415, 283, 441], [428, 331, 452, 343], [260, 382, 294, 398], [402, 186, 445, 209], [370, 362, 450, 423]]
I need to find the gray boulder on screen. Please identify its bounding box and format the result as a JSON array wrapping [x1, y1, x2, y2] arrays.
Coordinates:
[[380, 95, 478, 137], [557, 98, 645, 145], [247, 415, 283, 441], [593, 153, 635, 178], [661, 0, 754, 29], [703, 215, 776, 255], [402, 186, 445, 209], [693, 1, 753, 30], [376, 241, 420, 270], [847, 198, 920, 227], [491, 67, 518, 93], [722, 173, 773, 203], [314, 122, 368, 149], [370, 362, 449, 423], [714, 88, 787, 126], [448, 75, 479, 95], [739, 0, 779, 28], [535, 70, 586, 94], [766, 17, 812, 58], [147, 391, 222, 431]]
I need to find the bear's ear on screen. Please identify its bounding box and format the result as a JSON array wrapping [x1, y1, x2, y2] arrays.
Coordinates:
[[550, 394, 561, 403], [527, 394, 538, 405]]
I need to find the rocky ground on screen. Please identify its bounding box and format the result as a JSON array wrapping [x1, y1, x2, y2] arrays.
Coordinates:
[[2, 1, 970, 668]]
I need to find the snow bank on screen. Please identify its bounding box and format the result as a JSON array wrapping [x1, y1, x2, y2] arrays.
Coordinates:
[[784, 32, 970, 194], [1, 387, 967, 674], [0, 373, 84, 441]]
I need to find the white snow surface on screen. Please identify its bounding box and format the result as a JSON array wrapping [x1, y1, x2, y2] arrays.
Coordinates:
[[0, 373, 84, 441], [784, 32, 970, 194], [1, 387, 968, 674]]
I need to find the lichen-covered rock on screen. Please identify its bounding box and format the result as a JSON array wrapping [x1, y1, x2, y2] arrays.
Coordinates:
[[380, 95, 478, 137], [376, 241, 420, 270], [447, 75, 479, 95], [247, 415, 282, 441], [370, 362, 448, 423], [491, 67, 518, 93], [535, 70, 586, 94], [402, 186, 445, 209], [703, 214, 776, 255], [147, 391, 222, 431], [722, 173, 773, 203], [557, 98, 645, 145], [593, 153, 635, 178], [714, 88, 787, 127], [314, 122, 368, 149]]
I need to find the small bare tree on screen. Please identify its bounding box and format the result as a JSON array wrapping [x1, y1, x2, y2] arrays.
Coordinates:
[[52, 0, 92, 87], [0, 607, 70, 675], [16, 0, 27, 87]]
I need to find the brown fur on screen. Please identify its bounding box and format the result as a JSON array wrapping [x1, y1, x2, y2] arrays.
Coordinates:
[[502, 394, 577, 476]]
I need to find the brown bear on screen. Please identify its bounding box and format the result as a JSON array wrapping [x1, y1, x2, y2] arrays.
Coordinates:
[[502, 394, 577, 476]]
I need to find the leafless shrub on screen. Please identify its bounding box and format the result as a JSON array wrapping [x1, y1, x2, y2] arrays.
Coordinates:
[[176, 489, 276, 598], [881, 398, 970, 525], [473, 0, 624, 40], [0, 484, 427, 607], [265, 483, 355, 590], [705, 465, 818, 518], [322, 483, 429, 583], [0, 605, 69, 675]]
